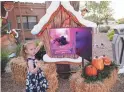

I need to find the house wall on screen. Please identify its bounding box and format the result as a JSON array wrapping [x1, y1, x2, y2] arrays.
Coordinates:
[[7, 2, 46, 39], [45, 1, 52, 9], [70, 1, 79, 11]]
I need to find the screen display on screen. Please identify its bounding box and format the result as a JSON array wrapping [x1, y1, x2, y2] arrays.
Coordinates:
[[49, 27, 92, 61]]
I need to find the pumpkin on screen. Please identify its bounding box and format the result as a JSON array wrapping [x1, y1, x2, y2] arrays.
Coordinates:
[[102, 55, 111, 66], [85, 65, 97, 76], [92, 56, 104, 70]]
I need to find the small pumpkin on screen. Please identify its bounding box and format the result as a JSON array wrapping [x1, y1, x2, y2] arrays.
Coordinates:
[[92, 56, 104, 70], [85, 65, 97, 76], [101, 55, 111, 66]]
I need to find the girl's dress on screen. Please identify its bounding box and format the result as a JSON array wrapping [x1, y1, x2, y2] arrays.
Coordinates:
[[26, 58, 48, 92]]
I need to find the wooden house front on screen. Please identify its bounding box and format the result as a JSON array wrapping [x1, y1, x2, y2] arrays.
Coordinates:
[[38, 4, 86, 58]]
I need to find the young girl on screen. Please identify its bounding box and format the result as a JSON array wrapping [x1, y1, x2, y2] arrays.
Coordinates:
[[21, 41, 48, 92]]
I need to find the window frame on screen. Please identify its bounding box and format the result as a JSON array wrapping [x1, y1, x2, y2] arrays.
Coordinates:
[[16, 16, 37, 30]]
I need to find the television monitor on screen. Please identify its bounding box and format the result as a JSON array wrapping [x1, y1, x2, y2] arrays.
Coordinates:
[[49, 27, 92, 61]]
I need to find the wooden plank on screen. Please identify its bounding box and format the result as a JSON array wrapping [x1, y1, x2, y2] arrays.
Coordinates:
[[54, 9, 62, 28], [46, 28, 52, 57], [50, 19, 55, 28], [42, 29, 51, 57], [70, 19, 78, 27], [61, 6, 70, 27]]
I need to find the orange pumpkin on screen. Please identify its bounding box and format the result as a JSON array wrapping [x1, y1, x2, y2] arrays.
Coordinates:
[[102, 55, 111, 66], [92, 56, 104, 70], [85, 65, 97, 76]]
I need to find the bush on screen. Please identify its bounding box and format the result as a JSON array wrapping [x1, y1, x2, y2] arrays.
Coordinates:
[[99, 26, 110, 33], [15, 43, 22, 57], [35, 46, 46, 60], [107, 30, 115, 41], [35, 40, 46, 60], [1, 49, 9, 73]]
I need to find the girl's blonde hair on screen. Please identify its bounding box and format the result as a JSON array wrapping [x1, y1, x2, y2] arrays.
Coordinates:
[[20, 41, 35, 60]]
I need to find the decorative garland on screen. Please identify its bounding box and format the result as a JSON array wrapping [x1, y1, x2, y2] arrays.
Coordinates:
[[81, 56, 118, 83]]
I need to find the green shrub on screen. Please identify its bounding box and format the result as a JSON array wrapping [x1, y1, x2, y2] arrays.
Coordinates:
[[34, 40, 46, 60], [15, 43, 22, 57], [99, 26, 110, 33], [35, 46, 46, 60], [107, 30, 115, 41], [108, 35, 114, 41], [1, 49, 9, 73]]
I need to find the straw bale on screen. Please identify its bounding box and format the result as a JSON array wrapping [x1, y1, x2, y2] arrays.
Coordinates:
[[10, 57, 58, 92], [70, 70, 81, 91], [10, 57, 27, 84], [41, 63, 57, 76], [70, 69, 118, 92], [47, 88, 58, 92]]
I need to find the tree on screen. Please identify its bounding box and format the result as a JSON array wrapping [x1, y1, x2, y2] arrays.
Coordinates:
[[82, 1, 113, 25], [99, 1, 113, 25], [85, 1, 99, 25]]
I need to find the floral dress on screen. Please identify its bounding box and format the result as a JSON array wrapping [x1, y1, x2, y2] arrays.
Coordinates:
[[26, 58, 48, 92]]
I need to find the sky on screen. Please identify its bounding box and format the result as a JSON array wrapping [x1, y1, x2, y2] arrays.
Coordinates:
[[110, 0, 124, 20], [1, 0, 124, 20]]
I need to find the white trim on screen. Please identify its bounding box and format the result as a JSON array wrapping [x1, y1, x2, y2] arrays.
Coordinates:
[[43, 54, 82, 62]]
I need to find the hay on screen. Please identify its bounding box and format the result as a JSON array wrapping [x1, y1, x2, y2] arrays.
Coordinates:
[[70, 69, 118, 92], [70, 70, 81, 91], [10, 57, 27, 84], [41, 63, 58, 92], [10, 57, 58, 92]]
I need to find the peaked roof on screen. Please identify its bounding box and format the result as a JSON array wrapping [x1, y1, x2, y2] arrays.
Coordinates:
[[31, 1, 97, 35]]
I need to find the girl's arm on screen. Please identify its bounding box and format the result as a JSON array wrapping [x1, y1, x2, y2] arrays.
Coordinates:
[[28, 60, 39, 74], [35, 41, 43, 54]]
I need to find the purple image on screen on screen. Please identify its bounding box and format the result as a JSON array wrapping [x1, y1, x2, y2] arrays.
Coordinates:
[[49, 28, 92, 61], [50, 28, 75, 55]]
